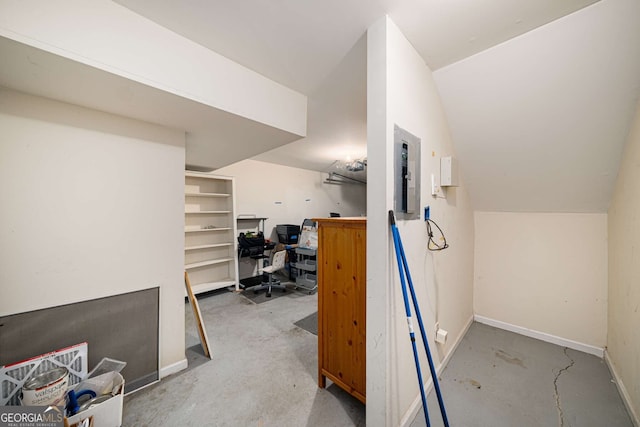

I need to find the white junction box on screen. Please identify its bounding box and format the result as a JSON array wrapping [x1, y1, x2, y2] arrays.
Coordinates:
[[440, 156, 459, 187], [435, 329, 448, 344]]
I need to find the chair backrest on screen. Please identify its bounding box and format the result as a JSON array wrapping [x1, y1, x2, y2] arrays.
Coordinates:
[[301, 218, 316, 228], [270, 250, 287, 271]]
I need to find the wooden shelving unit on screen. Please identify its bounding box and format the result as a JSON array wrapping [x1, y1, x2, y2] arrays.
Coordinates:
[[315, 217, 367, 404], [185, 171, 239, 294]]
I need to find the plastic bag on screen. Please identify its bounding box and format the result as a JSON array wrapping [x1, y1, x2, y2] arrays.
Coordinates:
[[299, 223, 318, 249]]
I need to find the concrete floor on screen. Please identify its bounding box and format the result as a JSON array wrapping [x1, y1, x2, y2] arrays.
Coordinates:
[[123, 285, 632, 427], [123, 282, 365, 426], [411, 322, 633, 427]]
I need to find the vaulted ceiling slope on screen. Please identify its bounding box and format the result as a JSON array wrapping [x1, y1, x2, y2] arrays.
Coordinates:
[[116, 0, 598, 94], [434, 0, 640, 212], [115, 0, 640, 214]]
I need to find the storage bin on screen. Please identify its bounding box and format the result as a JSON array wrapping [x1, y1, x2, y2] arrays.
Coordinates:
[[295, 273, 317, 291], [276, 224, 300, 244], [65, 372, 124, 427], [294, 259, 317, 272]]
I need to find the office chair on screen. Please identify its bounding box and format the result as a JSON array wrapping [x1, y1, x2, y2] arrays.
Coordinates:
[[253, 249, 287, 297]]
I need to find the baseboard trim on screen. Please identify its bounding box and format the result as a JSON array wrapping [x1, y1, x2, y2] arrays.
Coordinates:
[[124, 378, 159, 396], [400, 314, 474, 427], [474, 315, 604, 358], [125, 358, 189, 397], [159, 358, 188, 379], [605, 350, 640, 427]]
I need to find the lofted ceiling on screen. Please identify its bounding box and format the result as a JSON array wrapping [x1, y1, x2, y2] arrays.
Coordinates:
[[434, 0, 640, 212], [115, 0, 640, 213], [116, 0, 599, 95], [116, 0, 605, 175], [4, 0, 638, 212], [116, 0, 595, 177]]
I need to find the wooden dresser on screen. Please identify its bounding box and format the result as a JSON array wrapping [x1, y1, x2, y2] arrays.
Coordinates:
[[314, 217, 366, 404]]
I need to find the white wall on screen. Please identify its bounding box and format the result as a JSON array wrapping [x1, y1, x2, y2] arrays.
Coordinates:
[[216, 159, 366, 274], [608, 100, 640, 423], [217, 159, 365, 231], [474, 212, 608, 351], [0, 89, 186, 373], [367, 16, 475, 426]]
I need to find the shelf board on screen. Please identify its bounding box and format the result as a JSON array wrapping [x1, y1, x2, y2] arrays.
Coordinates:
[[185, 171, 232, 181], [185, 227, 232, 233], [185, 243, 233, 251], [185, 258, 234, 270], [185, 192, 231, 198], [295, 247, 317, 256], [187, 279, 236, 295], [185, 210, 232, 214]]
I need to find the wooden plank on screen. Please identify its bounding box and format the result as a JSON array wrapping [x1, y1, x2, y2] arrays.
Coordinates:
[[184, 271, 211, 359]]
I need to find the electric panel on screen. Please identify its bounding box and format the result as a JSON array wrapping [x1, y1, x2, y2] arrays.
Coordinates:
[[394, 125, 421, 220]]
